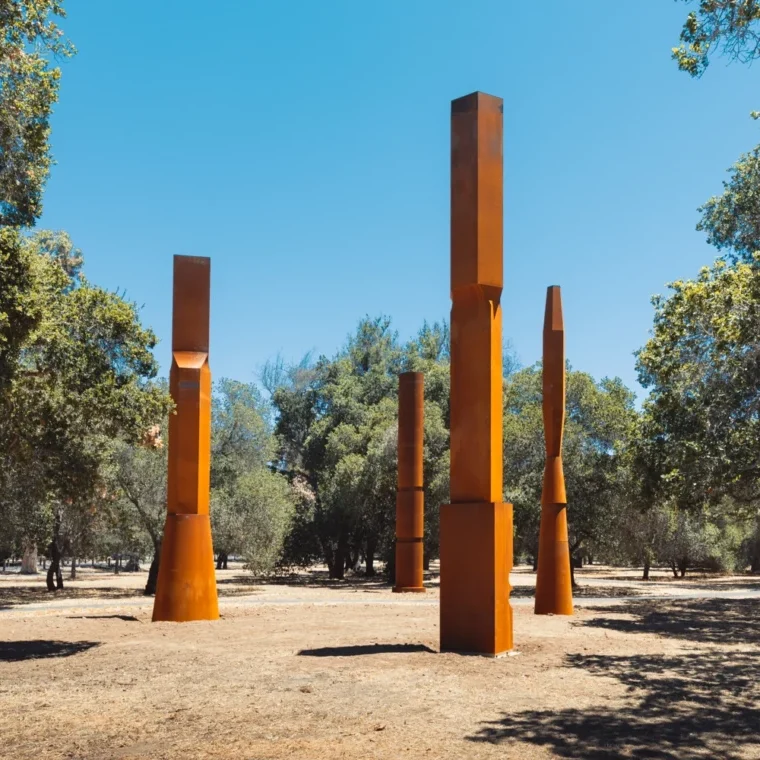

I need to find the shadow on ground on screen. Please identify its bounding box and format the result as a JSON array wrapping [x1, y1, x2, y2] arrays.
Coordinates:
[[0, 586, 143, 610], [0, 640, 99, 662], [581, 598, 760, 645], [510, 585, 643, 600], [216, 571, 401, 592], [468, 598, 760, 759], [65, 614, 140, 622], [298, 643, 435, 657]]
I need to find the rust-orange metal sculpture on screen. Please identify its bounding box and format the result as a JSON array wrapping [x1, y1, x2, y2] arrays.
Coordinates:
[[152, 255, 219, 623], [393, 372, 425, 593], [440, 92, 513, 655], [534, 285, 573, 615]]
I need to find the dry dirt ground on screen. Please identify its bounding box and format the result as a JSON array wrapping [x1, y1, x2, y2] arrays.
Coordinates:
[[1, 564, 760, 760]]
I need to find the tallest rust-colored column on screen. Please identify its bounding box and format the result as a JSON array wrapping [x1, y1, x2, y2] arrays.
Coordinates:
[[152, 255, 219, 623], [534, 286, 573, 615], [440, 92, 513, 656]]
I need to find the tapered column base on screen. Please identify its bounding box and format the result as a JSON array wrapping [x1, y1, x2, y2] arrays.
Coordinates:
[[152, 513, 219, 622], [440, 502, 513, 655], [534, 503, 573, 616]]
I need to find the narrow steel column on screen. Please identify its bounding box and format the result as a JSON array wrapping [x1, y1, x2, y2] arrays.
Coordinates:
[[440, 92, 513, 656], [152, 255, 219, 623], [534, 285, 573, 615], [393, 372, 425, 593]]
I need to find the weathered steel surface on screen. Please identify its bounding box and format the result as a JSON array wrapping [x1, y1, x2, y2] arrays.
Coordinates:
[[534, 285, 573, 616], [440, 92, 513, 655], [153, 255, 219, 623]]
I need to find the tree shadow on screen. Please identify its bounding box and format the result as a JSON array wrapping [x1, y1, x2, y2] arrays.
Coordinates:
[[65, 614, 140, 622], [217, 571, 395, 592], [509, 585, 644, 600], [298, 643, 435, 657], [0, 586, 143, 610], [468, 599, 760, 759], [469, 649, 760, 759], [580, 598, 760, 646], [0, 640, 100, 662]]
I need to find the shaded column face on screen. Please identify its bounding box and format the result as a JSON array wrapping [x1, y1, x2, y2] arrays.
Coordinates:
[[394, 372, 425, 593], [153, 255, 219, 623], [440, 92, 513, 656], [534, 285, 573, 616]]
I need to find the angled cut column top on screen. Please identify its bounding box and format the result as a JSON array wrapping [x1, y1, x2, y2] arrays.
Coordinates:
[[543, 285, 565, 457], [172, 255, 210, 353], [544, 285, 564, 334]]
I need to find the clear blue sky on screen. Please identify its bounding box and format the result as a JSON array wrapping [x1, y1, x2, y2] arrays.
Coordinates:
[[38, 0, 758, 399]]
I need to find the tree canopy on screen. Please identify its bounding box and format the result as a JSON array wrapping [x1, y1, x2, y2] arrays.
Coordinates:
[[673, 0, 760, 76]]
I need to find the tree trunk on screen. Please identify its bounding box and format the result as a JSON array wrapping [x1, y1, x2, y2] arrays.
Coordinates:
[[642, 558, 651, 581], [70, 557, 76, 580], [145, 543, 161, 596], [532, 555, 538, 572], [569, 543, 582, 589], [21, 545, 38, 574], [329, 538, 347, 580], [671, 561, 678, 578], [115, 555, 120, 574], [46, 511, 64, 591], [423, 554, 430, 571], [386, 545, 396, 583], [365, 537, 377, 577], [346, 545, 360, 573], [216, 551, 228, 570]]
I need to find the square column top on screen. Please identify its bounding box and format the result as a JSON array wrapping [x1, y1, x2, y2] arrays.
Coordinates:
[[451, 92, 503, 295], [172, 255, 210, 354]]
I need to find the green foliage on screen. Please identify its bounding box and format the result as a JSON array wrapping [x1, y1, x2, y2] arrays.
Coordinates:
[[0, 0, 75, 226], [0, 228, 37, 383], [0, 232, 171, 582], [272, 317, 450, 579], [504, 364, 636, 562], [212, 467, 294, 575], [209, 378, 294, 574], [636, 257, 760, 510], [697, 132, 760, 264], [106, 429, 168, 553], [672, 1, 760, 77], [211, 378, 274, 488]]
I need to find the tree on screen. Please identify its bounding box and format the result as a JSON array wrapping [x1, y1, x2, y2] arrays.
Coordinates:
[[0, 231, 171, 590], [209, 378, 293, 574], [271, 317, 452, 580], [211, 468, 294, 575], [503, 365, 636, 585], [672, 0, 760, 77], [106, 424, 167, 594], [0, 0, 75, 227], [696, 122, 760, 265], [636, 257, 760, 512]]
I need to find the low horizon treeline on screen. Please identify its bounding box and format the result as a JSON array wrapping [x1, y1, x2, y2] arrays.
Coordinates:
[[3, 237, 760, 592]]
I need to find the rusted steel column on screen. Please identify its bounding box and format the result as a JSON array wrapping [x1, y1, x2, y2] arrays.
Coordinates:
[[394, 372, 425, 593], [535, 286, 573, 615], [440, 92, 513, 656], [152, 255, 220, 623]]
